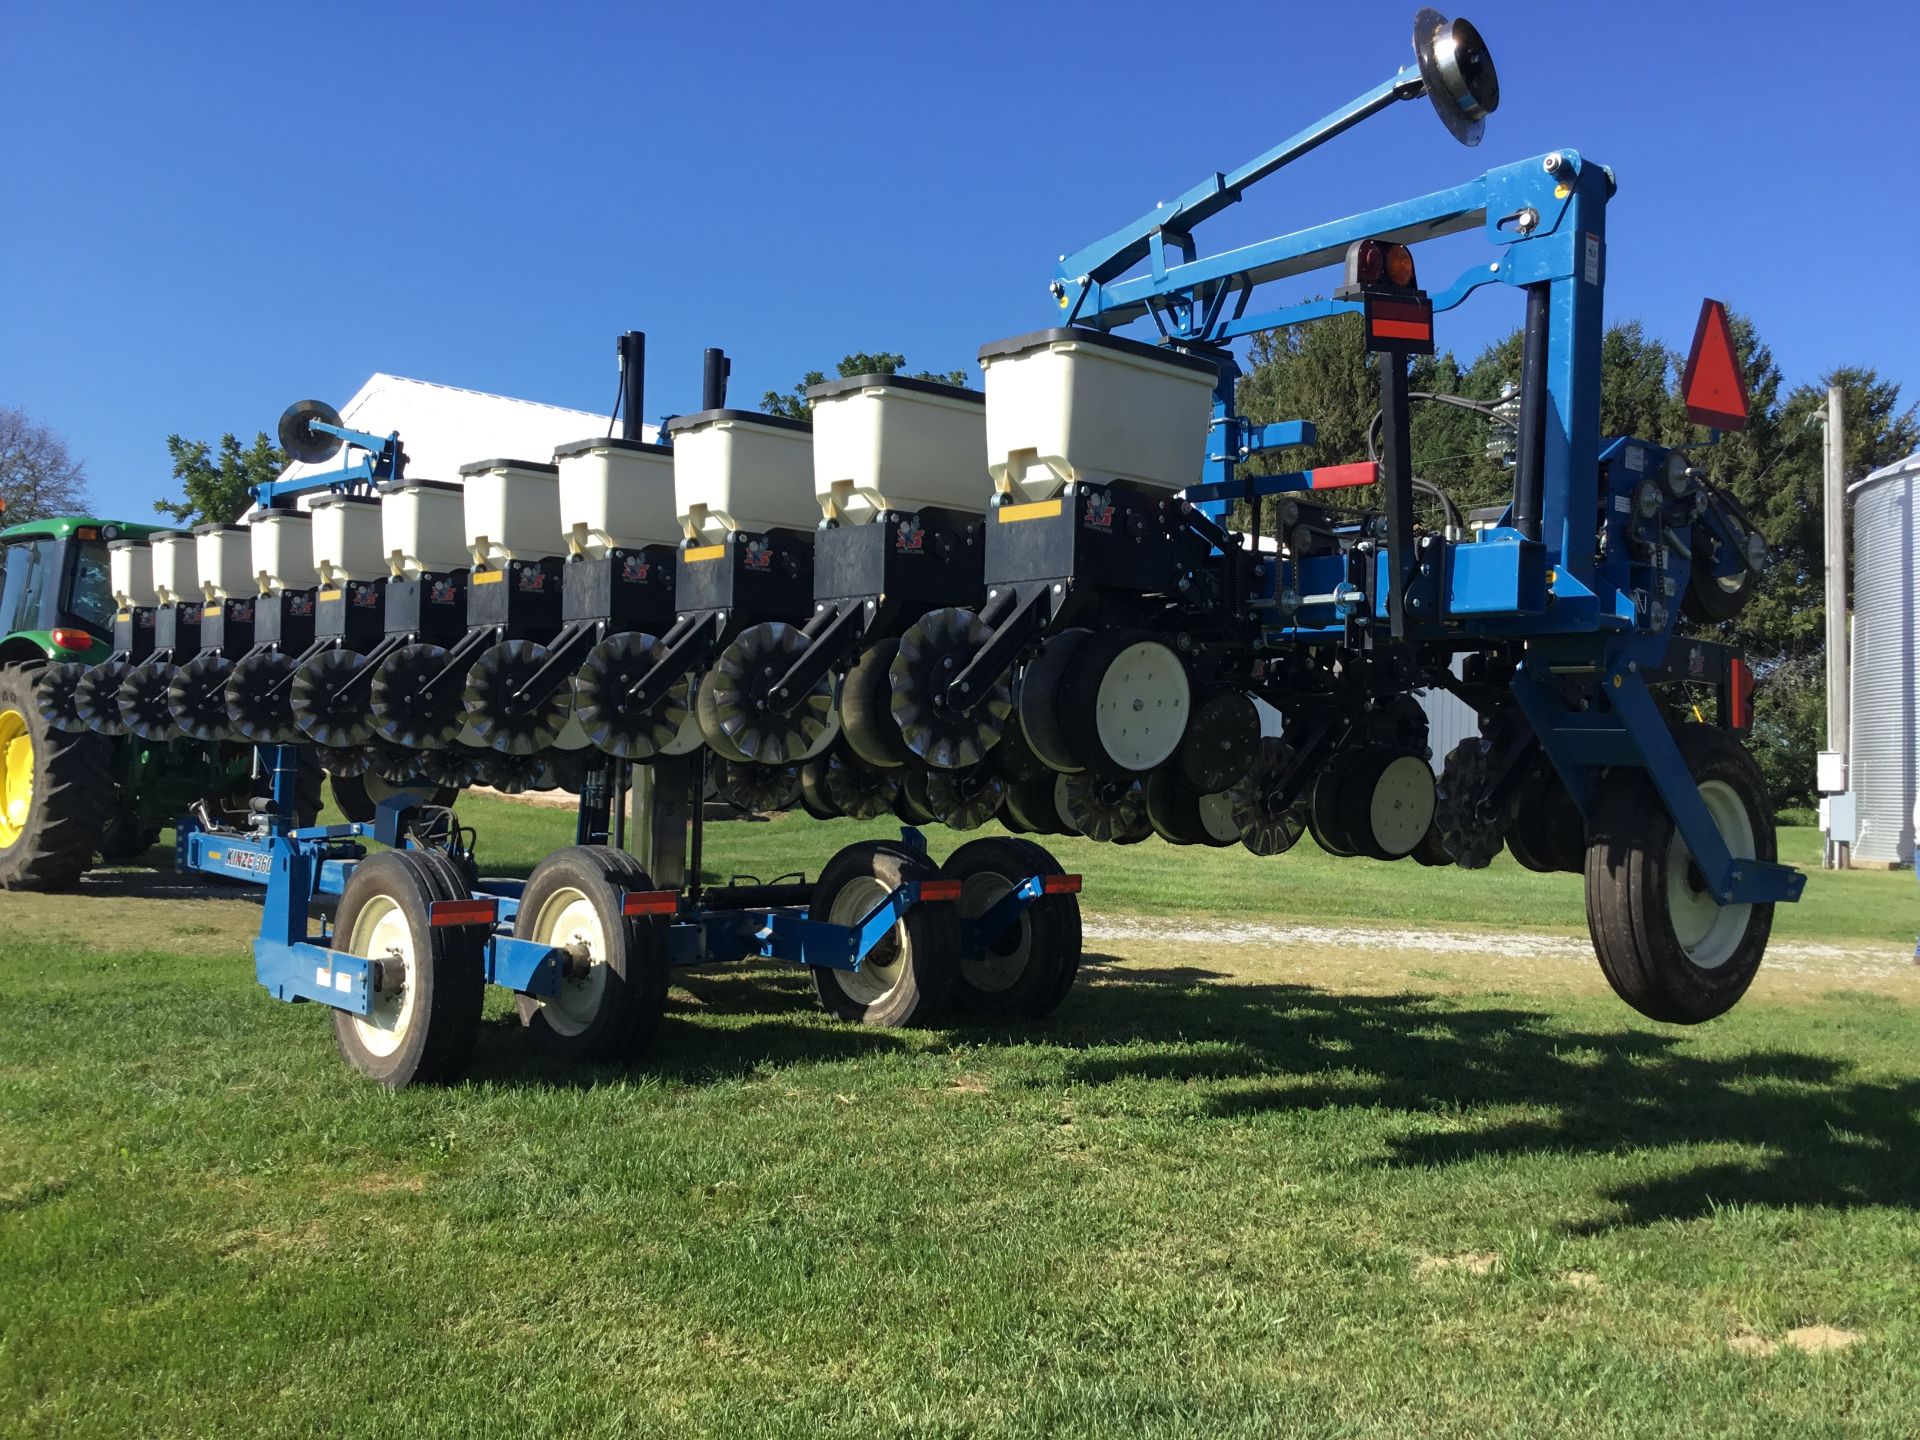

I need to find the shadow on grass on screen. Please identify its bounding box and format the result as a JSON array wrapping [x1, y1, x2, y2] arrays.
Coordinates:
[[1057, 954, 1920, 1231]]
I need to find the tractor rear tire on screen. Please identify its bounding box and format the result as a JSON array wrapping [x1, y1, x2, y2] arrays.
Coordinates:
[[0, 664, 114, 891], [1584, 725, 1775, 1024]]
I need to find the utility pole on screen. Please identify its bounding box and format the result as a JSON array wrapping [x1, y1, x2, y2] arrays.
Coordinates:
[[1822, 384, 1850, 869]]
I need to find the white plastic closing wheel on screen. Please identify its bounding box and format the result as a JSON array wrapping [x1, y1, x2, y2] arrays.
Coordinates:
[[1092, 641, 1189, 772], [1368, 754, 1437, 858]]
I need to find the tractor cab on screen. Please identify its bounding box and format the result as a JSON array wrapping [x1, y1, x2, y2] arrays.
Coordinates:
[[0, 517, 158, 664]]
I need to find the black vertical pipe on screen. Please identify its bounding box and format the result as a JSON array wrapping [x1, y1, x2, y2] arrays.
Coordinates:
[[618, 331, 646, 442], [1512, 284, 1550, 543], [1379, 352, 1415, 640], [702, 348, 731, 411]]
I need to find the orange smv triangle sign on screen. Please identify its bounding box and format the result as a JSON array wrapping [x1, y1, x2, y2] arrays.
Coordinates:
[[1682, 299, 1748, 431]]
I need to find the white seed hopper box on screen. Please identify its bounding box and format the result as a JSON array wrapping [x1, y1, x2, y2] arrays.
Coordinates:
[[379, 480, 469, 579], [193, 523, 255, 600], [308, 495, 387, 584], [248, 509, 319, 595], [805, 374, 989, 522], [664, 409, 815, 545], [553, 435, 680, 556], [458, 458, 565, 567], [977, 327, 1219, 502], [108, 539, 152, 611], [148, 531, 198, 605]]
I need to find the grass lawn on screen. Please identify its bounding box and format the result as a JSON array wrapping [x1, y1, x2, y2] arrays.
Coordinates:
[[1, 798, 1917, 1437]]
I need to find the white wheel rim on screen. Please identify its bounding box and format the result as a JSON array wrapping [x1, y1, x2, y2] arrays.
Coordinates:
[[346, 894, 417, 1058], [1092, 642, 1189, 771], [529, 886, 609, 1037], [957, 871, 1030, 993], [1369, 756, 1436, 857], [829, 874, 902, 1006], [1665, 778, 1757, 969], [1196, 790, 1240, 843]]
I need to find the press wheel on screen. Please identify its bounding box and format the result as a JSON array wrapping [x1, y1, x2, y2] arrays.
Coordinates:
[[291, 647, 375, 749], [573, 630, 694, 760], [695, 621, 839, 766], [227, 650, 301, 744], [889, 607, 1011, 770], [371, 643, 465, 749]]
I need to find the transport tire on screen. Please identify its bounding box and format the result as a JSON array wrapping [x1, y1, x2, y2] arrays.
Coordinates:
[[329, 850, 485, 1087], [1338, 750, 1437, 861], [1014, 628, 1091, 774], [0, 663, 113, 891], [810, 840, 956, 1027], [942, 836, 1077, 1017], [1008, 837, 1083, 1014], [1057, 630, 1191, 777], [1584, 725, 1775, 1024], [512, 846, 670, 1063], [839, 639, 913, 769]]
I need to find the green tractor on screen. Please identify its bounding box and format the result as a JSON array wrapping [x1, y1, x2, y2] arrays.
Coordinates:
[[0, 514, 278, 890]]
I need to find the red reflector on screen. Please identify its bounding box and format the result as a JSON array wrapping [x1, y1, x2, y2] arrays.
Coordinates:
[[1307, 461, 1377, 491], [917, 879, 963, 903], [1682, 299, 1749, 432], [1729, 656, 1753, 731], [1041, 874, 1082, 895], [621, 890, 678, 917], [49, 628, 92, 651], [1370, 319, 1432, 342], [429, 898, 498, 928]]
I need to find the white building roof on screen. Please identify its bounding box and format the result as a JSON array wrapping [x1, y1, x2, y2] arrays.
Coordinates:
[[277, 374, 658, 490]]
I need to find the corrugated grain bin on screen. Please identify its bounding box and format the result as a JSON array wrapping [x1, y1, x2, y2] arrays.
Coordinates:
[[458, 458, 565, 566], [1847, 452, 1919, 866], [379, 480, 469, 579], [193, 523, 254, 600], [977, 328, 1219, 502], [664, 409, 814, 544], [249, 510, 318, 594], [554, 436, 679, 556], [805, 374, 989, 522], [108, 539, 152, 610], [148, 531, 198, 605], [309, 495, 386, 584]]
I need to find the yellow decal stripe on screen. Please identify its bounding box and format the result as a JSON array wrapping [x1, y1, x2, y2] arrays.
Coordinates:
[[684, 544, 726, 562], [997, 499, 1063, 524]]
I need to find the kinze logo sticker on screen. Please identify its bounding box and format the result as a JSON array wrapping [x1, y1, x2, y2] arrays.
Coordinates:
[[621, 555, 652, 583], [742, 539, 773, 571], [516, 567, 547, 592], [894, 518, 926, 554], [351, 584, 380, 608], [429, 578, 459, 606], [1083, 489, 1115, 531]]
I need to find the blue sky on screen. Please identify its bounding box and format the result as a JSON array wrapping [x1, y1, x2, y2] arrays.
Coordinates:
[[4, 1, 1916, 521]]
